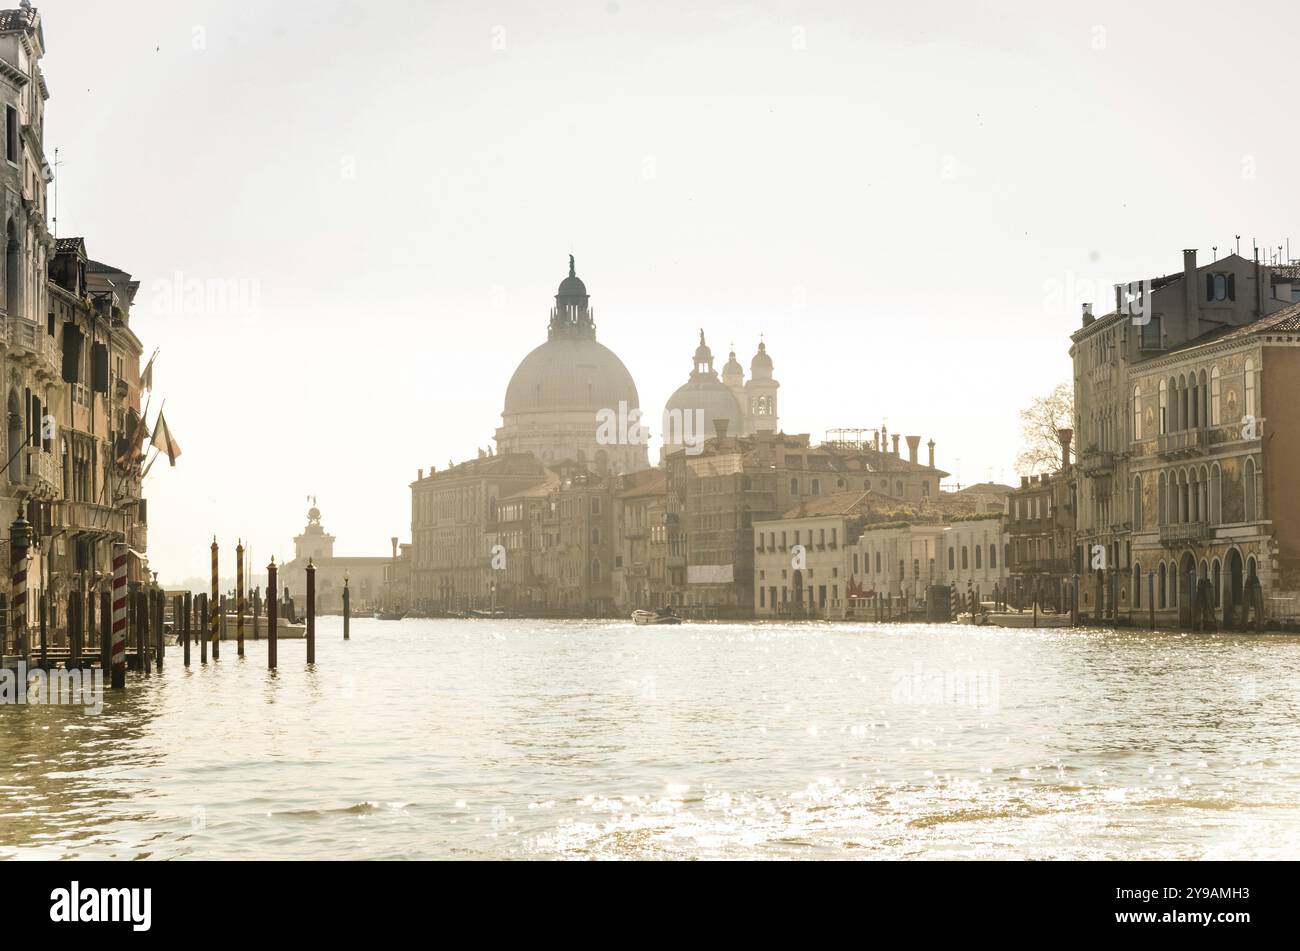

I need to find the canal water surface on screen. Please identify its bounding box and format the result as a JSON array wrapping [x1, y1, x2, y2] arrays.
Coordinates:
[[2, 618, 1298, 859]]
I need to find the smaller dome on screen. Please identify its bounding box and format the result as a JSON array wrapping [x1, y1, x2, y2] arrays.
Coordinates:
[[557, 254, 588, 300], [722, 349, 744, 379], [307, 506, 321, 522], [663, 380, 744, 445], [558, 275, 587, 298], [750, 340, 773, 379]]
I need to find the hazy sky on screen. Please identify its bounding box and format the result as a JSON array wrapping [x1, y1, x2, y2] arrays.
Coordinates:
[[39, 0, 1300, 583]]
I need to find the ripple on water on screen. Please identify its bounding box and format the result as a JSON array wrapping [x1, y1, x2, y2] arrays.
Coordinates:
[[2, 618, 1299, 859]]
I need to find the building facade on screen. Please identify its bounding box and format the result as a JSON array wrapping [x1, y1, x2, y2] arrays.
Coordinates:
[[1, 8, 150, 652], [1071, 247, 1297, 623]]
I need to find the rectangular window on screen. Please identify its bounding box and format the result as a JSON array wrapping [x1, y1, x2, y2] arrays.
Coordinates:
[[5, 106, 16, 164]]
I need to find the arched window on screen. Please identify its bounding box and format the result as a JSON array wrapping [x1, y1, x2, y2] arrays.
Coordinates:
[[1244, 359, 1257, 420], [1212, 558, 1222, 608], [1210, 463, 1221, 524], [975, 546, 982, 569], [1198, 369, 1208, 428], [1133, 564, 1142, 609], [989, 545, 997, 569], [1158, 379, 1168, 434], [948, 547, 955, 570], [811, 478, 821, 496], [1133, 385, 1142, 440], [1245, 457, 1257, 522], [4, 219, 18, 316], [961, 546, 969, 569], [1132, 474, 1143, 528], [1158, 472, 1167, 526], [790, 478, 799, 496], [1158, 562, 1167, 609], [590, 559, 601, 582], [1210, 366, 1221, 425]]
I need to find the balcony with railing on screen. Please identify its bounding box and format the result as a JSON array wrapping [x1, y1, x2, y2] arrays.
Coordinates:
[[1156, 429, 1207, 458], [1079, 449, 1115, 477], [21, 447, 58, 496], [1159, 521, 1212, 547], [8, 319, 60, 381]]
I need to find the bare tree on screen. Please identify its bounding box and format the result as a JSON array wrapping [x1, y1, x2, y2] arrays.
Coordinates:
[[1016, 382, 1074, 475]]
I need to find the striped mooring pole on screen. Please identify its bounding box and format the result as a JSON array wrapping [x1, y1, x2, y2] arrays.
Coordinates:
[[9, 514, 30, 661], [111, 543, 128, 689], [210, 537, 220, 661], [236, 539, 246, 657]]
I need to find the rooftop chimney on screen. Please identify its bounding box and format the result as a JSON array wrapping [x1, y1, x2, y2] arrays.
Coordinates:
[[391, 537, 399, 559], [1021, 476, 1030, 488], [1082, 302, 1094, 327], [891, 434, 900, 456], [418, 468, 424, 480], [1183, 249, 1199, 337], [1057, 428, 1073, 471], [927, 439, 935, 468], [905, 435, 921, 464]]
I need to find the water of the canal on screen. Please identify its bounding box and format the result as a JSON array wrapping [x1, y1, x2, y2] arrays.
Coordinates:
[[2, 618, 1297, 860]]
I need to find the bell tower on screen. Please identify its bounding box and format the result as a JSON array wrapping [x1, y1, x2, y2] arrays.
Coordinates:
[[744, 339, 780, 433]]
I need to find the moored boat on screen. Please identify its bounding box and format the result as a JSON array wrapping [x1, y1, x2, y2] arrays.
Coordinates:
[[633, 609, 682, 626]]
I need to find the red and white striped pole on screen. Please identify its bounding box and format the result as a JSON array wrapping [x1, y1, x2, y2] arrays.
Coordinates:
[[10, 514, 31, 661], [111, 543, 128, 689]]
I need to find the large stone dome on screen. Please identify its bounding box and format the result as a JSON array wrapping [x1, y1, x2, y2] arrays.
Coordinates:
[[504, 337, 640, 416], [495, 258, 649, 473]]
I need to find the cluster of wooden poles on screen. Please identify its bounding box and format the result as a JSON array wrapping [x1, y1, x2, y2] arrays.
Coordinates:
[[7, 536, 354, 692]]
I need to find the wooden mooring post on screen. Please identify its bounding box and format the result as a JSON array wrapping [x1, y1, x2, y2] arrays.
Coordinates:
[[306, 559, 316, 665], [267, 559, 278, 671], [253, 587, 261, 641], [236, 540, 246, 657], [69, 590, 81, 670], [38, 590, 47, 669], [100, 589, 111, 674], [183, 591, 192, 666], [155, 588, 164, 670], [343, 577, 350, 640], [199, 594, 208, 664]]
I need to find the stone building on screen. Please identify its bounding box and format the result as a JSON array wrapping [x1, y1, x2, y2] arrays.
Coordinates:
[[0, 7, 150, 652], [940, 514, 1010, 602], [668, 428, 946, 615], [281, 503, 391, 614], [410, 452, 548, 612], [612, 468, 667, 612], [752, 491, 868, 617], [1006, 446, 1075, 613], [1070, 247, 1297, 623], [1126, 302, 1300, 625]]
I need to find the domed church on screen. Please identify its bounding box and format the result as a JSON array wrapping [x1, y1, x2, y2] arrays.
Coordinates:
[[663, 332, 780, 449], [496, 258, 649, 473]]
